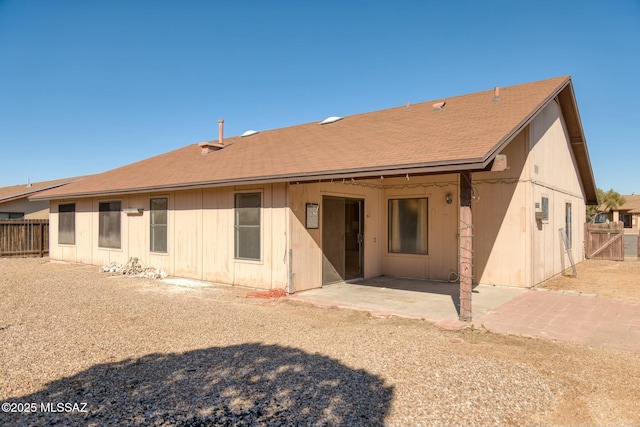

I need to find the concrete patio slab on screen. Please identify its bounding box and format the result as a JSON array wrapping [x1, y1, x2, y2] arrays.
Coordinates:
[[289, 276, 526, 327], [290, 277, 640, 352]]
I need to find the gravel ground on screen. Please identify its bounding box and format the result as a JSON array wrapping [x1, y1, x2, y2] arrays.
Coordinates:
[[1, 257, 639, 426]]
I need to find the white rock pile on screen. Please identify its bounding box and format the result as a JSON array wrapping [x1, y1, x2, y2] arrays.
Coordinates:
[[99, 257, 167, 279]]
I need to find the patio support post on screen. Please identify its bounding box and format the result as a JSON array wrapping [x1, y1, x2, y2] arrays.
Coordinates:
[[459, 171, 473, 322]]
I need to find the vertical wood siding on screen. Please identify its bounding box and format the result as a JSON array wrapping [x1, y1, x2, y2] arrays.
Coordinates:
[[473, 99, 587, 288]]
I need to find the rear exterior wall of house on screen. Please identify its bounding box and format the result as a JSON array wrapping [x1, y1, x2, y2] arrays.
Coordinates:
[[473, 98, 586, 288], [287, 175, 459, 291], [47, 100, 586, 290], [49, 183, 289, 289]]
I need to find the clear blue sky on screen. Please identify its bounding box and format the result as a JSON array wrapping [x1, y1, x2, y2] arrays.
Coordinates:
[[1, 1, 639, 194]]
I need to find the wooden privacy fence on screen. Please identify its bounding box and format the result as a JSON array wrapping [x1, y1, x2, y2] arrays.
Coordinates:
[[0, 219, 49, 257], [584, 221, 624, 261]]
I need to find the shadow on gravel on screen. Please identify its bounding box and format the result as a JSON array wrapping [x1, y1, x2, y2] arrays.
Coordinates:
[[1, 343, 393, 426]]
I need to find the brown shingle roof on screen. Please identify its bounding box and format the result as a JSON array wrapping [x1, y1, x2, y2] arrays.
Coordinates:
[[0, 176, 87, 203], [33, 76, 597, 203], [617, 195, 640, 214]]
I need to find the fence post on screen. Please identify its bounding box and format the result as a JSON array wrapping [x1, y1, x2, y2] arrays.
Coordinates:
[[39, 222, 44, 257]]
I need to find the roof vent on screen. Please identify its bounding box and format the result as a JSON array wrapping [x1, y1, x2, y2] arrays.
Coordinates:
[[198, 141, 225, 155], [432, 102, 446, 111], [320, 116, 343, 125], [493, 86, 501, 102], [241, 130, 259, 137]]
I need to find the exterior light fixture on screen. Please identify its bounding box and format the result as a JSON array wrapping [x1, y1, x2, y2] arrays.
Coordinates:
[[445, 193, 453, 204], [123, 207, 144, 216]]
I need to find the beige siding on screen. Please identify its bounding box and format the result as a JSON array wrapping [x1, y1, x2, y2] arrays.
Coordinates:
[[202, 187, 232, 283], [49, 184, 289, 290], [288, 183, 322, 291], [528, 99, 586, 284], [382, 175, 458, 281], [474, 99, 587, 288], [173, 189, 203, 279], [288, 175, 458, 290], [473, 131, 530, 287], [50, 199, 92, 263], [288, 181, 383, 291]]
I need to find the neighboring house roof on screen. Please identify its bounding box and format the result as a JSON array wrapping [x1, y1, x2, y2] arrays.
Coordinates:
[[615, 195, 640, 214], [0, 177, 87, 204], [32, 76, 598, 204]]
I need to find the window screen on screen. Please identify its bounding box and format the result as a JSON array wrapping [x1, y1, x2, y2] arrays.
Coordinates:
[[58, 203, 76, 245], [150, 198, 168, 253], [234, 193, 261, 260], [388, 198, 428, 254], [98, 201, 121, 249]]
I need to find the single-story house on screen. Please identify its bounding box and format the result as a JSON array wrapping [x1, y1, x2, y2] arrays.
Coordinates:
[[610, 194, 640, 233], [33, 76, 598, 320], [0, 177, 86, 220]]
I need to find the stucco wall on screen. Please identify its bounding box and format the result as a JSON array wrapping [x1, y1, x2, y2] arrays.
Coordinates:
[[0, 198, 50, 219]]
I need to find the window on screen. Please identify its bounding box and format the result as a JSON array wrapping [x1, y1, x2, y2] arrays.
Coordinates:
[[565, 203, 572, 249], [235, 193, 261, 260], [388, 198, 428, 254], [58, 203, 75, 245], [541, 196, 549, 222], [150, 198, 168, 253], [0, 212, 24, 220], [98, 201, 121, 249]]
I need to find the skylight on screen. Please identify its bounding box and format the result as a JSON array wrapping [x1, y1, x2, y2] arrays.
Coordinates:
[[319, 116, 343, 125], [241, 130, 259, 137]]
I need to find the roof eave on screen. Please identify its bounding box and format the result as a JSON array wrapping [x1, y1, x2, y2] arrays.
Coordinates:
[[2, 181, 80, 203], [31, 159, 489, 200], [557, 80, 599, 205], [480, 77, 599, 205]]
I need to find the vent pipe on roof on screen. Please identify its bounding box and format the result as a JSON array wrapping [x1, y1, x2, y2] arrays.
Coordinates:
[[493, 86, 501, 102], [198, 118, 226, 155]]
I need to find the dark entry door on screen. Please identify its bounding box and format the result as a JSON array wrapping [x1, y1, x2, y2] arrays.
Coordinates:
[[322, 196, 363, 285]]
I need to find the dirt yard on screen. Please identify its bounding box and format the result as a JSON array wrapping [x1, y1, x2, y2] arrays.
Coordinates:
[[0, 257, 639, 426], [541, 259, 640, 302]]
